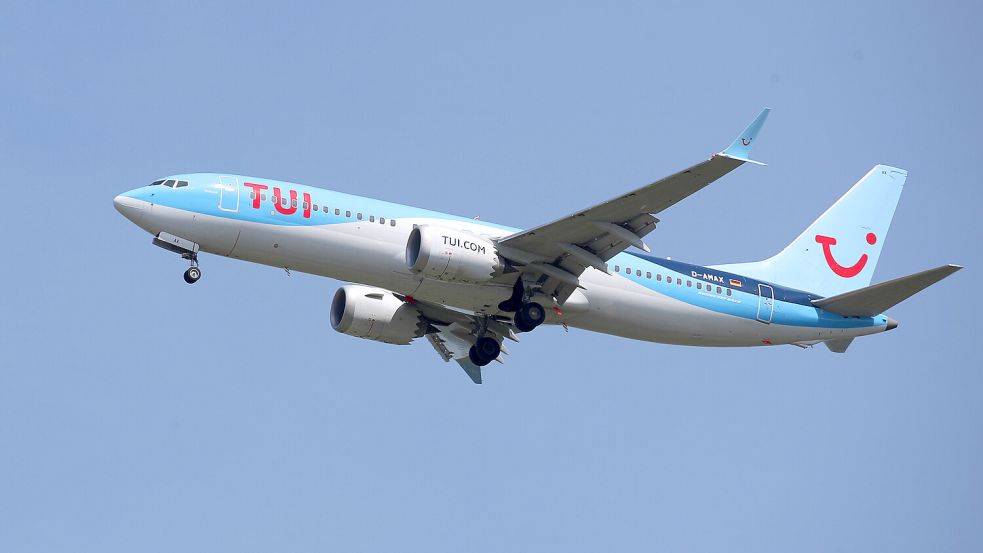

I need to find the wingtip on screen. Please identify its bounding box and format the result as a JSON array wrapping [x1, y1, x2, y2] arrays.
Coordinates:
[[721, 108, 771, 162]]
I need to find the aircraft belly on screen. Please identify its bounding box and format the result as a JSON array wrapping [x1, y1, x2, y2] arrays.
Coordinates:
[[568, 272, 864, 347]]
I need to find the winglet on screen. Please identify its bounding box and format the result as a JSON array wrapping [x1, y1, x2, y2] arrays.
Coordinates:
[[720, 108, 771, 165]]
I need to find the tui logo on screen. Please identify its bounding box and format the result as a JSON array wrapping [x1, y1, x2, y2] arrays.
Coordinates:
[[815, 232, 877, 278]]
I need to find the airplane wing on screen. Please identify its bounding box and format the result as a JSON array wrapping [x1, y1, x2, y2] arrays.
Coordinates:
[[426, 331, 484, 384], [496, 108, 770, 303], [401, 296, 517, 384]]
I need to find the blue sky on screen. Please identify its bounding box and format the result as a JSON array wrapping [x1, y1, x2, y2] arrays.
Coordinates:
[[1, 1, 981, 551]]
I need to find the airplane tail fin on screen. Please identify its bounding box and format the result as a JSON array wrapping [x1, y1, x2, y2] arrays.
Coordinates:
[[712, 165, 907, 297]]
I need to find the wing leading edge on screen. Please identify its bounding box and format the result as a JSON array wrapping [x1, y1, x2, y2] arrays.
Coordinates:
[[496, 108, 771, 304]]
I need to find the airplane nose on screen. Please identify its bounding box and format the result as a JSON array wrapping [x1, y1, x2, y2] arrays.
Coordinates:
[[114, 194, 145, 223]]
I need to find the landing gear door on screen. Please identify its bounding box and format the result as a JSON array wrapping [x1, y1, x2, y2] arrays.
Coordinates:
[[756, 284, 774, 323], [217, 175, 240, 212]]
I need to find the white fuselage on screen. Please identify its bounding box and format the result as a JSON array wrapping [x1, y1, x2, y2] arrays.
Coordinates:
[[119, 195, 885, 349]]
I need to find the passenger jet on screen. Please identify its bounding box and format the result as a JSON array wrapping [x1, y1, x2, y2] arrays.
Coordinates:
[[114, 109, 960, 383]]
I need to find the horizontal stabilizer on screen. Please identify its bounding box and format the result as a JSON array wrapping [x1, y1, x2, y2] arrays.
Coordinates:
[[812, 264, 962, 317]]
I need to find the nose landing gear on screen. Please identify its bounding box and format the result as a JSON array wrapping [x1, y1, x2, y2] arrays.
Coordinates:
[[183, 260, 201, 284], [152, 232, 203, 285]]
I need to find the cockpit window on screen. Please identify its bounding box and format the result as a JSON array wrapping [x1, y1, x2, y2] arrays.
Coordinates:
[[150, 180, 165, 186], [163, 179, 176, 188], [175, 180, 189, 188]]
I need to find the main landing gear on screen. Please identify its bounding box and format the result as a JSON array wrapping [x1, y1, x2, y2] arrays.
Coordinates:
[[514, 301, 546, 332], [469, 336, 502, 367], [498, 279, 548, 333]]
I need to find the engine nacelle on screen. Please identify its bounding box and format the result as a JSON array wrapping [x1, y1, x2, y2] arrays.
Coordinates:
[[405, 225, 503, 283], [330, 285, 427, 345]]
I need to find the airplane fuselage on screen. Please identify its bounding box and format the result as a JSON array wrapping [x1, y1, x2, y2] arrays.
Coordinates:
[[113, 173, 891, 348]]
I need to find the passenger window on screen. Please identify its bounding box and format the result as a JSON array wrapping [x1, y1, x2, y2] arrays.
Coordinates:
[[313, 204, 318, 211], [636, 270, 642, 277], [303, 202, 309, 210], [357, 213, 363, 220], [335, 208, 340, 215], [646, 272, 651, 279], [656, 274, 662, 282], [150, 180, 164, 186], [323, 206, 329, 213], [369, 215, 375, 222], [697, 282, 702, 290], [250, 192, 256, 200], [380, 217, 386, 224], [261, 193, 267, 201], [346, 210, 351, 217], [292, 199, 298, 207], [717, 286, 722, 293], [677, 278, 682, 285], [727, 289, 732, 296], [390, 220, 396, 226], [614, 265, 620, 272], [687, 280, 692, 287]]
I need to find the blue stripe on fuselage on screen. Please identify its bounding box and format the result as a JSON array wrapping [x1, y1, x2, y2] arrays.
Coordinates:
[[612, 252, 884, 329], [626, 253, 822, 306]]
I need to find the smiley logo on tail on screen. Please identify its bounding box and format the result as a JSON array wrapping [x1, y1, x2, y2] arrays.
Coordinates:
[[815, 232, 877, 278]]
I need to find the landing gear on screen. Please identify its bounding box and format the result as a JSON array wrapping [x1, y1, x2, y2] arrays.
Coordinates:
[[514, 302, 546, 332], [183, 265, 201, 284], [498, 279, 548, 333], [152, 232, 204, 285], [469, 336, 501, 366], [182, 251, 201, 284]]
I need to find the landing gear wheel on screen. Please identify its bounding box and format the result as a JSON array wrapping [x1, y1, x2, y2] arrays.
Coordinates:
[[468, 346, 487, 367], [469, 337, 501, 367], [476, 336, 501, 362], [183, 266, 201, 284], [514, 301, 546, 332]]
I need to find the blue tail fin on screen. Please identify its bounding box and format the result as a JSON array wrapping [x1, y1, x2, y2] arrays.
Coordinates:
[[712, 165, 906, 297]]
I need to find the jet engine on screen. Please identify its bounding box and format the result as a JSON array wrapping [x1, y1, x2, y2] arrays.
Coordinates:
[[330, 285, 428, 345], [405, 225, 504, 283]]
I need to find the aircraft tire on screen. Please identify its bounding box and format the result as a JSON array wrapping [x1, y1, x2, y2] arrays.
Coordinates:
[[475, 336, 500, 362], [515, 302, 545, 332], [469, 346, 490, 367], [184, 267, 201, 284]]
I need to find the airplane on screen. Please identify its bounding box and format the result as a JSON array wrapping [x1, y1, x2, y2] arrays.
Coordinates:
[[113, 109, 961, 383]]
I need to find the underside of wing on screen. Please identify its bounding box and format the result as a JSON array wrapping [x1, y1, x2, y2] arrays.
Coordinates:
[[409, 297, 517, 384]]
